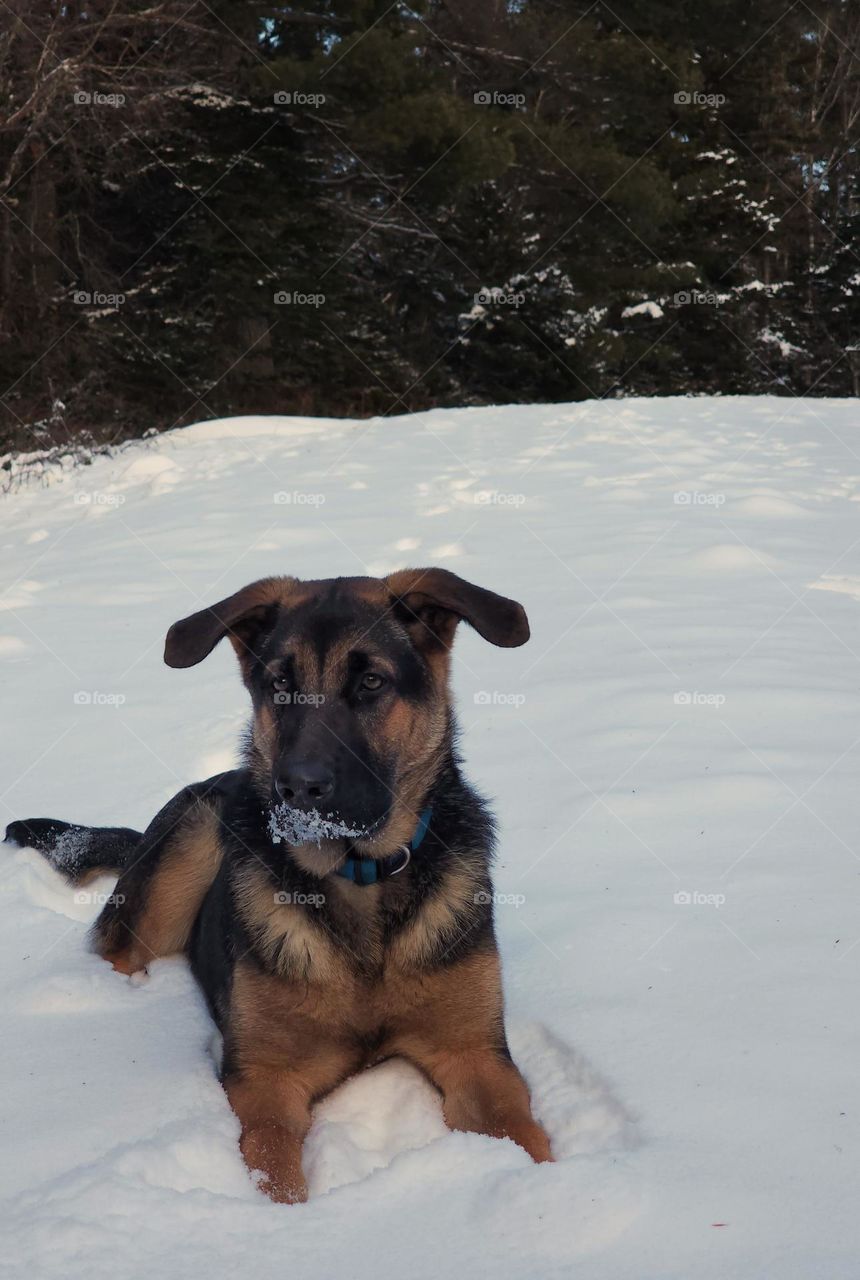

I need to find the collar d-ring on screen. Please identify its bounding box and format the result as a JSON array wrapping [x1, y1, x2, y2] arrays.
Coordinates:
[[389, 844, 411, 875]]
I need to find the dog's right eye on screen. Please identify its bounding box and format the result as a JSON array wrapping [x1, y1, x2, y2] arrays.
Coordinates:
[[272, 677, 289, 692]]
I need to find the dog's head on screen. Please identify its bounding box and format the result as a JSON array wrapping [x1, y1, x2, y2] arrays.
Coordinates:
[[163, 570, 528, 860]]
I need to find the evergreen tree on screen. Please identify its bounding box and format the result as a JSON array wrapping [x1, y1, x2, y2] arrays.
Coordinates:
[[1, 0, 858, 457]]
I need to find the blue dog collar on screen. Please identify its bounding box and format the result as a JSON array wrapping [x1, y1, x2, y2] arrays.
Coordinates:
[[336, 806, 432, 886]]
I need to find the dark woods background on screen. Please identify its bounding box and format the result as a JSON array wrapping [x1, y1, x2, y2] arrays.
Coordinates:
[[1, 1, 859, 457]]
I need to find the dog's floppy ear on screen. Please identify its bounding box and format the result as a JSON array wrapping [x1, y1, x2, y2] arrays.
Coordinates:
[[164, 577, 297, 668], [385, 568, 529, 649]]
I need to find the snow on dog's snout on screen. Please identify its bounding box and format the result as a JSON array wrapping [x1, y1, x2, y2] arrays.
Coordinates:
[[267, 803, 371, 846]]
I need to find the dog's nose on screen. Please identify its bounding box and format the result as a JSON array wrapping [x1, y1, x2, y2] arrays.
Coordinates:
[[276, 762, 335, 807]]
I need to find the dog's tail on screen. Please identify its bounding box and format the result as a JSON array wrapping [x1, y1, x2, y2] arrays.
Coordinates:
[[4, 818, 142, 883]]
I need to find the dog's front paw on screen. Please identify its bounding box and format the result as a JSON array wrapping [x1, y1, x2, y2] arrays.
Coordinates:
[[241, 1123, 308, 1205]]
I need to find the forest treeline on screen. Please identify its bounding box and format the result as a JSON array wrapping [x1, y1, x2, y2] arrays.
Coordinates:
[[1, 1, 859, 455]]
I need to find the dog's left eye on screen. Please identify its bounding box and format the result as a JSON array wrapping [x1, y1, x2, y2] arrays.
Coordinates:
[[272, 677, 289, 692], [359, 673, 385, 692]]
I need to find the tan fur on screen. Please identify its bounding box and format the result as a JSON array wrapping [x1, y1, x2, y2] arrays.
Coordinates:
[[387, 862, 482, 969], [362, 693, 449, 854], [104, 805, 223, 974], [225, 964, 367, 1203], [225, 1065, 339, 1204], [228, 949, 504, 1077], [249, 701, 278, 795], [405, 1047, 551, 1161], [225, 946, 551, 1200], [224, 578, 303, 672], [233, 861, 347, 983]]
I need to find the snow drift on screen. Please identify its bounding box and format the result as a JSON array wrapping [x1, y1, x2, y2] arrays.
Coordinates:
[[1, 397, 858, 1278]]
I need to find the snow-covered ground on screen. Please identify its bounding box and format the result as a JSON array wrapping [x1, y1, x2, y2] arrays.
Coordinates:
[[1, 397, 858, 1279]]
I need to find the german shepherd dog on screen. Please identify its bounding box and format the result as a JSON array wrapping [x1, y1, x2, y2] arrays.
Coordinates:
[[5, 569, 552, 1201]]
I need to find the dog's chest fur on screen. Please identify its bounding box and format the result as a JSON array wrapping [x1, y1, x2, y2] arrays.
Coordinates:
[[233, 857, 485, 982], [227, 938, 504, 1077]]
